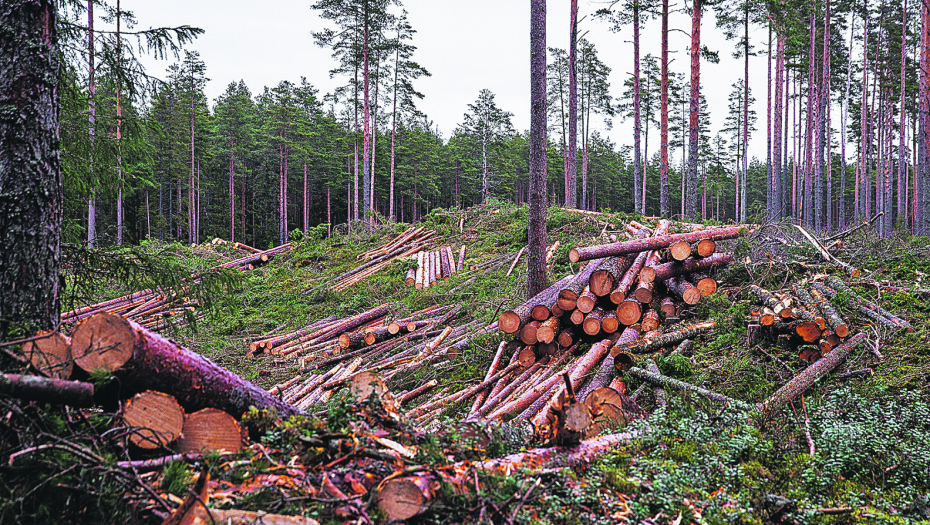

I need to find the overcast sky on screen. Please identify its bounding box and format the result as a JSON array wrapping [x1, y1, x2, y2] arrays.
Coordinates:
[[121, 0, 781, 163]]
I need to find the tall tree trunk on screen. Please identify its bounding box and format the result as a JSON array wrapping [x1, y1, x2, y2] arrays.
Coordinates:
[[686, 0, 702, 218], [633, 2, 642, 213], [303, 162, 308, 232], [773, 27, 784, 220], [821, 0, 831, 231], [898, 0, 908, 229], [0, 0, 62, 334], [389, 42, 399, 220], [859, 14, 869, 220], [362, 3, 371, 220], [659, 0, 669, 217], [116, 0, 123, 245], [87, 0, 96, 248], [567, 0, 578, 208], [840, 13, 853, 229], [804, 5, 816, 228], [741, 5, 749, 223], [229, 141, 235, 241], [919, 0, 929, 236], [528, 0, 548, 297], [767, 24, 773, 220]]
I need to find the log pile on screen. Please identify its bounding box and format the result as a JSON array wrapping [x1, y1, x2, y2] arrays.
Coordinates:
[[410, 244, 466, 288], [60, 243, 293, 332], [328, 226, 438, 292]]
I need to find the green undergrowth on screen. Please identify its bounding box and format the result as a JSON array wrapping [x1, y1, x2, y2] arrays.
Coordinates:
[[61, 205, 930, 523]]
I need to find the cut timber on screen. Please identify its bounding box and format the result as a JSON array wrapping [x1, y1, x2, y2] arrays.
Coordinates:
[[72, 313, 299, 416], [398, 379, 438, 405], [176, 408, 243, 454], [613, 321, 716, 357], [628, 367, 753, 410], [446, 246, 457, 275], [641, 309, 660, 332], [569, 309, 585, 325], [579, 326, 640, 401], [570, 225, 746, 263], [71, 313, 136, 372], [415, 251, 424, 289], [748, 285, 791, 318], [520, 321, 541, 345], [610, 251, 650, 304], [405, 268, 416, 285], [439, 247, 451, 279], [537, 316, 560, 344], [518, 346, 538, 367], [338, 332, 365, 349], [22, 331, 72, 379], [643, 253, 733, 284], [658, 296, 678, 317], [470, 341, 508, 414], [506, 247, 526, 278], [666, 276, 701, 305], [616, 297, 642, 326], [557, 258, 606, 311], [349, 371, 388, 400], [825, 277, 913, 332], [557, 329, 575, 348], [583, 308, 606, 336], [758, 332, 869, 416], [122, 391, 184, 449], [498, 275, 573, 333], [695, 238, 716, 257], [0, 373, 95, 407], [576, 286, 597, 314], [457, 246, 466, 272], [601, 309, 620, 334], [376, 430, 643, 522], [590, 232, 646, 296], [809, 287, 849, 337], [669, 241, 692, 261], [691, 272, 717, 296], [791, 284, 827, 330], [634, 281, 655, 304], [771, 317, 821, 343], [811, 283, 901, 332]]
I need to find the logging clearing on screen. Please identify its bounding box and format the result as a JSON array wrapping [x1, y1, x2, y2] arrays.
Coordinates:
[[3, 204, 929, 524]]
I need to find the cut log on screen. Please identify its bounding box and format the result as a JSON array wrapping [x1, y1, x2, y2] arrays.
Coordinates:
[[641, 253, 733, 284], [569, 309, 585, 325], [176, 408, 243, 454], [601, 309, 620, 334], [633, 281, 654, 304], [576, 286, 597, 314], [612, 321, 716, 357], [415, 251, 424, 289], [122, 391, 185, 449], [695, 238, 716, 257], [771, 318, 822, 343], [825, 277, 913, 332], [71, 313, 136, 372], [557, 258, 606, 311], [690, 272, 717, 296], [439, 246, 451, 279], [748, 285, 791, 318], [557, 329, 575, 348], [398, 380, 439, 405], [658, 296, 678, 317], [616, 297, 642, 326], [669, 240, 692, 261], [22, 331, 72, 379], [758, 332, 869, 416], [0, 373, 95, 407], [469, 341, 508, 414], [570, 225, 746, 263], [809, 287, 850, 337], [457, 245, 466, 272], [338, 332, 366, 349], [376, 430, 643, 521], [498, 275, 574, 334], [610, 251, 650, 304], [518, 346, 538, 367], [666, 276, 701, 305], [790, 284, 827, 330], [589, 241, 641, 296], [760, 307, 776, 326], [520, 321, 541, 345], [506, 247, 526, 278], [405, 267, 416, 285], [583, 308, 606, 336], [641, 309, 660, 332], [486, 345, 578, 419], [71, 313, 300, 416], [578, 327, 640, 401], [537, 316, 560, 344], [811, 283, 900, 332]]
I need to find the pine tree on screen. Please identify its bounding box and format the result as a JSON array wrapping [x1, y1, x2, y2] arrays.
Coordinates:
[[528, 0, 548, 297]]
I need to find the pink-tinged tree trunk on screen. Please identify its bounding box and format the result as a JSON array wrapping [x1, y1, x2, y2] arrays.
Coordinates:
[[116, 0, 123, 245], [820, 0, 831, 231], [686, 0, 701, 218], [567, 0, 578, 208], [362, 3, 371, 219], [528, 0, 548, 297], [390, 41, 399, 219], [804, 6, 816, 228], [741, 6, 749, 223], [87, 0, 96, 248], [920, 0, 930, 236], [884, 87, 893, 238], [659, 0, 669, 217], [840, 13, 853, 230], [633, 2, 642, 213], [898, 0, 907, 228], [229, 140, 235, 241], [766, 25, 773, 219], [773, 29, 784, 220], [859, 16, 869, 220], [303, 162, 308, 232]]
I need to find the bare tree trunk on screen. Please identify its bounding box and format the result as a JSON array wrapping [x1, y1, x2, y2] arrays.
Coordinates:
[[633, 2, 642, 213], [229, 141, 235, 241], [87, 0, 96, 248], [741, 6, 749, 223], [528, 0, 548, 297], [567, 0, 578, 208], [859, 16, 869, 220], [767, 24, 773, 220], [899, 0, 908, 229], [773, 27, 785, 220], [362, 3, 371, 220], [804, 5, 816, 228], [686, 0, 702, 218], [116, 0, 123, 245], [303, 162, 308, 232], [821, 0, 831, 231], [840, 13, 853, 229], [390, 42, 399, 220], [660, 0, 669, 217], [920, 0, 930, 235]]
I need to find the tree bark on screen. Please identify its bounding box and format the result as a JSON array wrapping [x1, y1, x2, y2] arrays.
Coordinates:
[[659, 0, 669, 216], [686, 0, 702, 218], [528, 0, 548, 297], [566, 0, 578, 207], [0, 373, 94, 407], [0, 0, 62, 335], [570, 226, 745, 263]]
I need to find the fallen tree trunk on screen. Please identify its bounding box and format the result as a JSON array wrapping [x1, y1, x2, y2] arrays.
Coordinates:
[[641, 253, 733, 284], [71, 313, 301, 417], [499, 275, 574, 333], [570, 226, 746, 263], [627, 367, 753, 410], [809, 287, 849, 337], [557, 258, 606, 311], [757, 332, 869, 416], [811, 283, 903, 332], [825, 276, 913, 332], [0, 373, 95, 407], [376, 430, 644, 521], [610, 251, 650, 304], [613, 321, 716, 356], [590, 230, 649, 296]]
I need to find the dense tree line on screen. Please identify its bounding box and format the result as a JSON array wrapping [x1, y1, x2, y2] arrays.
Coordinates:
[[43, 0, 930, 252]]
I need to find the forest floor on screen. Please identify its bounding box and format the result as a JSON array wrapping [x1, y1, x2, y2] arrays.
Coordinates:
[[6, 202, 930, 524]]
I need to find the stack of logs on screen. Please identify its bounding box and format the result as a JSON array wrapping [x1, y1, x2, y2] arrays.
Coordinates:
[[746, 276, 913, 363], [328, 227, 438, 292], [408, 245, 466, 289], [60, 243, 293, 332]]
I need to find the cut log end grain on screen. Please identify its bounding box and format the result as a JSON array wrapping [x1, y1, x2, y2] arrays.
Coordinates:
[[601, 311, 620, 334], [568, 248, 582, 263], [695, 238, 716, 257], [639, 266, 657, 284], [641, 309, 660, 332], [176, 408, 243, 454], [760, 307, 776, 326], [569, 309, 585, 325], [349, 371, 388, 400], [634, 282, 654, 304], [693, 275, 718, 296], [583, 316, 602, 336], [669, 241, 692, 261], [537, 317, 560, 344], [659, 297, 678, 318], [71, 312, 136, 372], [617, 299, 642, 326], [122, 391, 185, 449], [589, 269, 615, 297], [795, 321, 821, 343], [558, 329, 575, 348], [577, 287, 597, 314], [518, 346, 537, 367], [22, 331, 72, 379], [531, 304, 551, 322], [378, 478, 427, 521], [498, 311, 522, 334], [520, 321, 541, 345], [557, 290, 578, 312]]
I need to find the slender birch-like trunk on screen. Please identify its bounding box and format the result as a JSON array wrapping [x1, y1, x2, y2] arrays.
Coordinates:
[[567, 0, 578, 208]]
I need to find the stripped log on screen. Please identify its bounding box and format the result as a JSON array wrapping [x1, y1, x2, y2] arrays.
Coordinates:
[[641, 253, 733, 284], [757, 332, 869, 416], [457, 246, 466, 272], [613, 321, 716, 356], [570, 225, 746, 263], [628, 367, 753, 410], [375, 430, 643, 521], [72, 313, 300, 416], [498, 275, 574, 334], [415, 251, 425, 289], [506, 247, 527, 278]]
